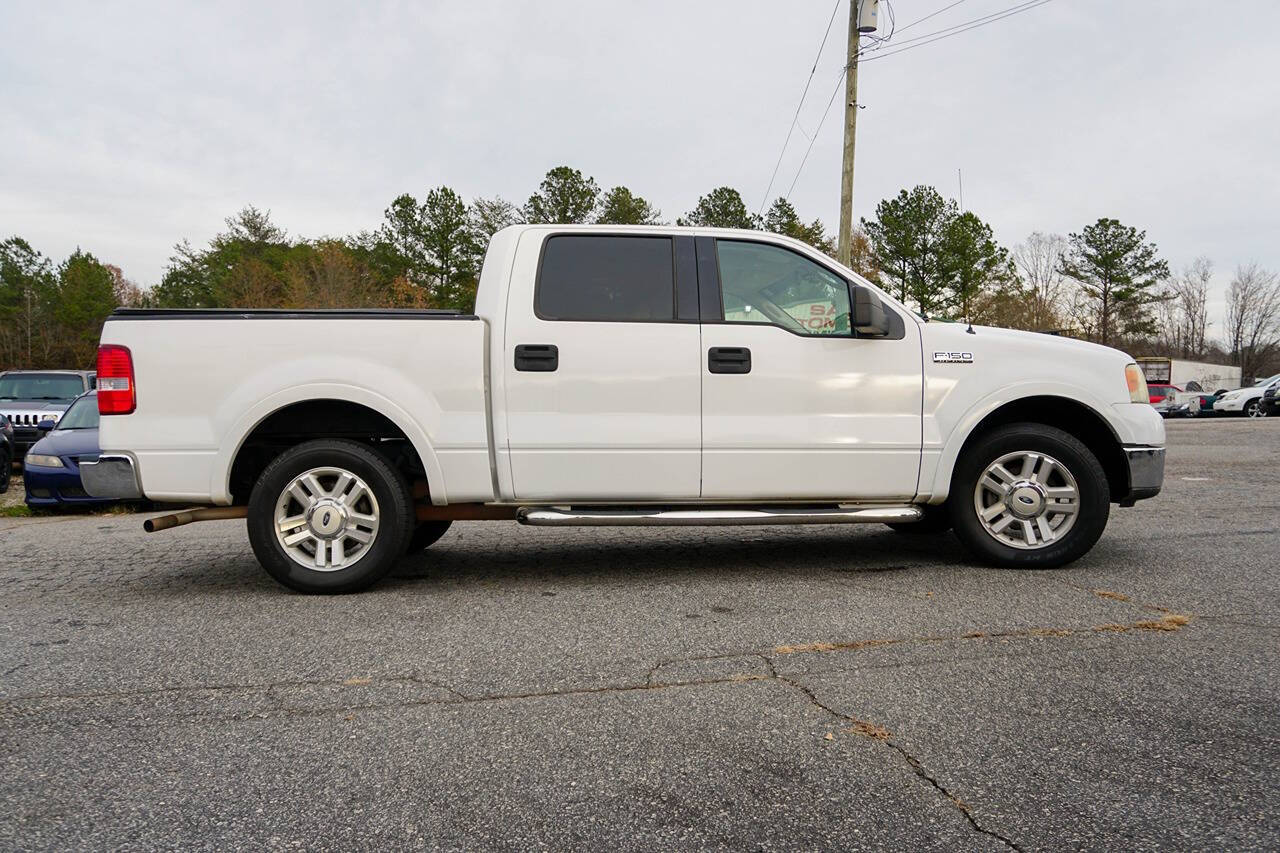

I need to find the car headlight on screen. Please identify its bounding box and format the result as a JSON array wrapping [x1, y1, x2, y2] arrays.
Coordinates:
[[1125, 364, 1149, 404], [25, 453, 64, 468]]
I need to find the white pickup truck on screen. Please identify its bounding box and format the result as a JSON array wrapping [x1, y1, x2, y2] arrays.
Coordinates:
[[84, 225, 1165, 593]]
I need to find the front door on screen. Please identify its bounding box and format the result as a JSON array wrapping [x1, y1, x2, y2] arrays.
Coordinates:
[[699, 238, 922, 501], [502, 232, 702, 501]]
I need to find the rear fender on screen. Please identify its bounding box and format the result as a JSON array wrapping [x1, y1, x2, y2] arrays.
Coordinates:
[[213, 383, 446, 505]]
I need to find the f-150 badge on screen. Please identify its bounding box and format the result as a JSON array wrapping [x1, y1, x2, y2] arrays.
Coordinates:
[[933, 351, 974, 363]]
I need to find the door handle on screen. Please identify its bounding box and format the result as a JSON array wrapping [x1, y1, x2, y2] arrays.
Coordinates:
[[708, 346, 751, 374], [514, 344, 558, 372]]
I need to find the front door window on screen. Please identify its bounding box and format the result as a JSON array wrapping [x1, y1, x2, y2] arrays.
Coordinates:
[[717, 240, 851, 336]]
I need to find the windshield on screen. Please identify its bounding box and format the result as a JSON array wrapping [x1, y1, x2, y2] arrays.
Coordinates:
[[56, 394, 99, 430], [1252, 374, 1280, 386], [0, 373, 85, 401]]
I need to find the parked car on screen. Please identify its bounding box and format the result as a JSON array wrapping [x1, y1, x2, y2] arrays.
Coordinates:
[[23, 391, 113, 508], [1170, 390, 1220, 418], [0, 413, 13, 493], [0, 370, 96, 458], [1260, 385, 1280, 417], [83, 225, 1166, 593], [1147, 383, 1182, 417], [1213, 374, 1280, 417]]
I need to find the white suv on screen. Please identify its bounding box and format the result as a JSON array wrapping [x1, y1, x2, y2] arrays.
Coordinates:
[[1213, 374, 1280, 417]]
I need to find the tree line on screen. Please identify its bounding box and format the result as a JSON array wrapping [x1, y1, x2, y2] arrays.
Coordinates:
[[3, 166, 1279, 380]]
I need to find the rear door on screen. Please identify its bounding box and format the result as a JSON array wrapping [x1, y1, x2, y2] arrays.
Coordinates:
[[501, 232, 703, 501], [699, 237, 922, 501]]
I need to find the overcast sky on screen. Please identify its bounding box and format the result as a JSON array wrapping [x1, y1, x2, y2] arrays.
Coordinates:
[[3, 1, 1278, 332]]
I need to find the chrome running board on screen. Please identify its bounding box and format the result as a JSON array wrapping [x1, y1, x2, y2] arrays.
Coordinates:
[[517, 505, 923, 527]]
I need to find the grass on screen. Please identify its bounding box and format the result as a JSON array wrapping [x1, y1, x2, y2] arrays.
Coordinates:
[[0, 504, 31, 517]]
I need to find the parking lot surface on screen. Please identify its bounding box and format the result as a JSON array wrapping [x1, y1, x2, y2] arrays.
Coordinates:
[[1, 419, 1277, 850]]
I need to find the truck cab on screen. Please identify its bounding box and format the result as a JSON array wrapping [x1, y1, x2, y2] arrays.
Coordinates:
[[83, 225, 1166, 593]]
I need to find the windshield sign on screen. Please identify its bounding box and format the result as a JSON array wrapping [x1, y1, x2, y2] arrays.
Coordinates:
[[0, 373, 85, 401]]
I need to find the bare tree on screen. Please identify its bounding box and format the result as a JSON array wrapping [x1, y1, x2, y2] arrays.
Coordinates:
[[1225, 263, 1280, 381], [1159, 257, 1211, 358], [1012, 232, 1067, 330]]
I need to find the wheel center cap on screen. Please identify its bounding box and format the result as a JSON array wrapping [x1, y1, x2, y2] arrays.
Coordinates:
[[1006, 481, 1047, 518], [308, 499, 348, 538]]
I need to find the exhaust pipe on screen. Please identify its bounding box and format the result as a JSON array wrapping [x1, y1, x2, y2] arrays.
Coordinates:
[[143, 506, 248, 533]]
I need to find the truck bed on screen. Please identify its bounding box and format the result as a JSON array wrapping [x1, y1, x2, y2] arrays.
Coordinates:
[[96, 308, 493, 505]]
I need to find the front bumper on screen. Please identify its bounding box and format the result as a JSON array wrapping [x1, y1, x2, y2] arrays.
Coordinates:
[[80, 454, 144, 500], [1120, 445, 1165, 506], [23, 465, 114, 506], [11, 427, 40, 455], [1213, 398, 1245, 412]]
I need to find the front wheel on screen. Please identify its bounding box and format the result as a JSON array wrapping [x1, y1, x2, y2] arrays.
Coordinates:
[[247, 439, 415, 594], [949, 423, 1110, 569], [1244, 399, 1264, 418], [886, 504, 952, 535]]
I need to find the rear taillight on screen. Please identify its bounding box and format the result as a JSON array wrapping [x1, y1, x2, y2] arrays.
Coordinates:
[[97, 344, 136, 415]]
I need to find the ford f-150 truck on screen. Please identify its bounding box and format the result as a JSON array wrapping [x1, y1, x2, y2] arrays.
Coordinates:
[[83, 225, 1165, 593]]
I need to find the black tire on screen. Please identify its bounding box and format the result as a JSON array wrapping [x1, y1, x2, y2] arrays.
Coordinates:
[[247, 439, 414, 594], [886, 504, 952, 535], [948, 423, 1110, 570], [0, 449, 9, 493], [1243, 399, 1259, 417], [406, 519, 453, 553]]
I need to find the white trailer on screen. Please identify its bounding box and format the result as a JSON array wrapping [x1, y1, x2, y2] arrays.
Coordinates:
[[1136, 358, 1240, 391]]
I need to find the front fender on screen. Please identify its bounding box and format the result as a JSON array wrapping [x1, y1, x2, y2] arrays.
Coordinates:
[[921, 381, 1137, 503]]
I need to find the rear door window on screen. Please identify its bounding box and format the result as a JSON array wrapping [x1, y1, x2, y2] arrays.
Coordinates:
[[536, 235, 675, 322]]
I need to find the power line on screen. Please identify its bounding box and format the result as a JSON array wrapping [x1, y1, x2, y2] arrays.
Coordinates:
[[784, 68, 848, 201], [866, 0, 1048, 53], [895, 0, 972, 34], [858, 0, 1054, 63], [758, 0, 844, 215]]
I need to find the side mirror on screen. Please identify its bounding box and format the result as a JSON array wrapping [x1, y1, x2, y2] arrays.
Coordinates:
[[37, 419, 56, 433], [852, 286, 890, 336]]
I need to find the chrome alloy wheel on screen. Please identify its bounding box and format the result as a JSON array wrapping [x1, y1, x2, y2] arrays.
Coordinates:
[[274, 466, 380, 571], [973, 451, 1080, 550]]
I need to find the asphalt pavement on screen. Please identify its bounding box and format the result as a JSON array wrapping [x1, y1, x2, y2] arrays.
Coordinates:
[[1, 418, 1277, 850]]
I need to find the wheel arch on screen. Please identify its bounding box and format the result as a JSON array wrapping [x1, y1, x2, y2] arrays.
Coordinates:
[[928, 394, 1129, 504], [216, 386, 446, 506]]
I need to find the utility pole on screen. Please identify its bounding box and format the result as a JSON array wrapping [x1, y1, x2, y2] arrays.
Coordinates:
[[838, 1, 876, 266]]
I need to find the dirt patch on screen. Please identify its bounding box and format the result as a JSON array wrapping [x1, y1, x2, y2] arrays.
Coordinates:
[[846, 720, 893, 740], [1093, 613, 1191, 634]]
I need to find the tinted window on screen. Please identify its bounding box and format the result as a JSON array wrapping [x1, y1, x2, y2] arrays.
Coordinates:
[[537, 236, 675, 322], [716, 241, 851, 336]]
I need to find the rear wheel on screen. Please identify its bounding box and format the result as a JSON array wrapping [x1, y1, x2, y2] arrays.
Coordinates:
[[407, 520, 453, 553], [949, 423, 1109, 569], [247, 439, 414, 594]]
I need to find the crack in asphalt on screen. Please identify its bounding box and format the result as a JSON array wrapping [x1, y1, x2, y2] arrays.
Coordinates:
[[3, 589, 1194, 850], [771, 612, 1191, 657], [777, 674, 1023, 851]]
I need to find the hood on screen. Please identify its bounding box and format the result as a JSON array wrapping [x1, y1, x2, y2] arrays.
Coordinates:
[[28, 427, 100, 459], [925, 322, 1129, 358], [921, 322, 1136, 405]]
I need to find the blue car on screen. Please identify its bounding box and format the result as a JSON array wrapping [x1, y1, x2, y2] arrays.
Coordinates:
[[23, 391, 113, 508]]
